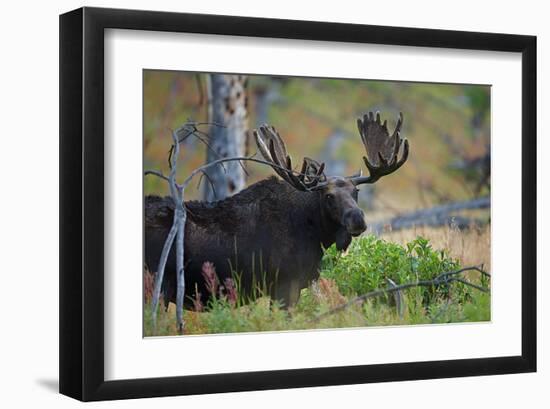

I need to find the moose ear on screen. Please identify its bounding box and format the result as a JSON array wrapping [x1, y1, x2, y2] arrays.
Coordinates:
[[335, 227, 352, 251]]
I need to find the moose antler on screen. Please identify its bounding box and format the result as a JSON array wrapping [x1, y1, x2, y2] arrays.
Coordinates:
[[252, 125, 327, 191], [350, 111, 409, 185]]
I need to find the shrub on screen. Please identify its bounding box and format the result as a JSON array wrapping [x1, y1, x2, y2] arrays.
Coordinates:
[[320, 235, 469, 306]]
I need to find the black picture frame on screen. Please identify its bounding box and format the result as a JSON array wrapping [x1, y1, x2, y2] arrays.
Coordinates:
[[59, 6, 537, 401]]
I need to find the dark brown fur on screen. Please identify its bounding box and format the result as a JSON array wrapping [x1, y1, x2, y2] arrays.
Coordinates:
[[145, 176, 366, 308]]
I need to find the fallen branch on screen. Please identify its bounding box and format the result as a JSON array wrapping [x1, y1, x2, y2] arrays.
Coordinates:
[[368, 197, 490, 235], [313, 265, 490, 323]]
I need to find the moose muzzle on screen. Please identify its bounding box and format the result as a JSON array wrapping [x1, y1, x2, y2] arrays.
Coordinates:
[[343, 208, 367, 236]]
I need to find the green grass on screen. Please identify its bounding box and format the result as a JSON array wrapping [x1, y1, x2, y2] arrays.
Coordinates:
[[144, 235, 490, 336]]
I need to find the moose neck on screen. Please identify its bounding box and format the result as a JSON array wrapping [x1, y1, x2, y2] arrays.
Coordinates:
[[258, 179, 348, 252]]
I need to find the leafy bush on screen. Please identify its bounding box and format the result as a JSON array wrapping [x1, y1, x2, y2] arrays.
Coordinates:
[[321, 235, 469, 306]]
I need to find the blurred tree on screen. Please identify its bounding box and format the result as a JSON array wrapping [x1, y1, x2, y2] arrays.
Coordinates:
[[450, 145, 490, 196], [464, 86, 490, 131], [448, 86, 491, 197], [202, 74, 249, 201]]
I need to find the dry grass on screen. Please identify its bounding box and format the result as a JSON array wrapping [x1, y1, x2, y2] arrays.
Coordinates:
[[380, 224, 491, 274]]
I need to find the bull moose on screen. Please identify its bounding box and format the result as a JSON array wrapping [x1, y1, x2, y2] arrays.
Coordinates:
[[145, 111, 409, 308]]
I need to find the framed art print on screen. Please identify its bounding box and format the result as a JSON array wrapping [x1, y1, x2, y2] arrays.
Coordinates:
[[59, 7, 536, 401]]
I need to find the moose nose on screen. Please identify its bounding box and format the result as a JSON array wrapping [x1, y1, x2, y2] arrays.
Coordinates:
[[343, 209, 367, 236]]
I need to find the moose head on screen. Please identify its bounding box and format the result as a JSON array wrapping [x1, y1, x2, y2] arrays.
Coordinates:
[[252, 111, 409, 249]]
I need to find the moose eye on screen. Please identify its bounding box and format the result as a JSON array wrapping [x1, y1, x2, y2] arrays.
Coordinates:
[[325, 193, 334, 201]]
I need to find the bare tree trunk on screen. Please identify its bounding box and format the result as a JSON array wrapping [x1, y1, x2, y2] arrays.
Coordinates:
[[202, 74, 249, 201]]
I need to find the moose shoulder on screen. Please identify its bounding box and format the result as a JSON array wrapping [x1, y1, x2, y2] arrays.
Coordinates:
[[145, 111, 409, 308]]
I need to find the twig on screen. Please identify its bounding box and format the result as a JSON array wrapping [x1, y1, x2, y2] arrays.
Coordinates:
[[170, 124, 251, 179], [144, 170, 170, 183], [185, 120, 226, 128], [191, 127, 250, 177], [437, 265, 490, 279], [452, 277, 489, 293], [197, 169, 218, 200]]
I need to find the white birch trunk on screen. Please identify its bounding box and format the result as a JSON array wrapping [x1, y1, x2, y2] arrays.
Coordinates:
[[202, 74, 248, 201]]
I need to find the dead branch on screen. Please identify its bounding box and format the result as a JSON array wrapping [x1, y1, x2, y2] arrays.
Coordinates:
[[149, 128, 187, 333], [147, 154, 327, 193], [368, 196, 490, 235], [144, 169, 170, 182], [314, 265, 490, 322]]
